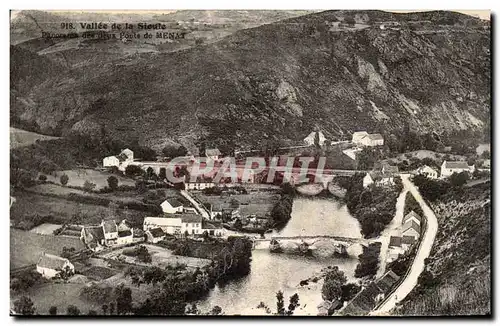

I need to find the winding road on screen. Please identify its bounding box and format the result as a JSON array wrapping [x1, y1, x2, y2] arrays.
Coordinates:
[[370, 174, 439, 315]]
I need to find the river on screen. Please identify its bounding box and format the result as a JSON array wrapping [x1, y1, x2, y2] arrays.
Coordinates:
[[197, 197, 363, 315]]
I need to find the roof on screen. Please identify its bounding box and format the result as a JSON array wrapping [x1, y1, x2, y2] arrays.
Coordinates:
[[381, 163, 399, 174], [367, 133, 384, 141], [403, 220, 421, 234], [418, 165, 437, 173], [180, 213, 203, 224], [205, 148, 221, 156], [376, 270, 400, 293], [403, 211, 422, 224], [203, 220, 223, 230], [148, 227, 165, 238], [443, 161, 469, 169], [402, 235, 416, 244], [144, 216, 182, 227], [83, 225, 104, 242], [117, 153, 128, 162], [37, 253, 69, 270], [163, 198, 183, 208], [118, 220, 131, 232], [389, 236, 402, 247], [118, 230, 132, 237], [353, 131, 369, 137], [102, 220, 118, 234]]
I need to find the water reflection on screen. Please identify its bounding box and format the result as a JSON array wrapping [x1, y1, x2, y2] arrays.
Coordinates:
[[198, 197, 362, 315]]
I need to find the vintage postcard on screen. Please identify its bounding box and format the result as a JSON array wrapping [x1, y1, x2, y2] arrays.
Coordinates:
[[9, 9, 491, 316]]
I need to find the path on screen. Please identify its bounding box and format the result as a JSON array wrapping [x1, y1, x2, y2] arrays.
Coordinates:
[[179, 190, 211, 219], [376, 186, 408, 279], [371, 174, 438, 315]]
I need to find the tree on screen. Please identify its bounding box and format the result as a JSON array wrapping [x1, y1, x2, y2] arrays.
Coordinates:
[[38, 174, 47, 181], [125, 164, 143, 177], [115, 284, 133, 315], [87, 310, 98, 315], [107, 176, 119, 191], [83, 180, 96, 192], [109, 302, 115, 315], [276, 291, 285, 315], [60, 174, 69, 186], [322, 266, 347, 301], [287, 293, 300, 315], [101, 304, 108, 315], [450, 171, 469, 188], [66, 305, 80, 315], [341, 283, 361, 302], [49, 306, 57, 315], [13, 296, 35, 315], [210, 306, 222, 315]]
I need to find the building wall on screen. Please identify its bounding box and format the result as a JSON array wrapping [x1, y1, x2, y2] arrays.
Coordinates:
[[402, 229, 419, 240], [117, 235, 133, 245], [103, 156, 119, 167], [36, 266, 59, 279]]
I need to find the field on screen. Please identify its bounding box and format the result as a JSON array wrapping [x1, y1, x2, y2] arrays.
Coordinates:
[[10, 191, 147, 228], [10, 127, 60, 149], [99, 244, 211, 269], [385, 150, 466, 165], [42, 169, 135, 190], [196, 191, 280, 217], [29, 223, 62, 235], [11, 282, 101, 315], [10, 229, 85, 269]]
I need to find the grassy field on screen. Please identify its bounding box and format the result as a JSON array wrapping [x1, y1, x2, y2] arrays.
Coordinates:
[[196, 191, 280, 217], [11, 282, 102, 315], [10, 127, 59, 149], [10, 229, 85, 269], [10, 191, 147, 229], [99, 244, 211, 269], [42, 169, 135, 190]]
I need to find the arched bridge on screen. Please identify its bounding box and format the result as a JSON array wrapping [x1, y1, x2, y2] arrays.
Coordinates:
[[252, 235, 375, 250]]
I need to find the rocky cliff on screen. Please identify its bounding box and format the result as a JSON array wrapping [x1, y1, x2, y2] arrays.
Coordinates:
[[10, 10, 490, 152]]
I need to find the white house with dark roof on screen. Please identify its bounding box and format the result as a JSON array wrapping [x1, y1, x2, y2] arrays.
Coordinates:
[[304, 131, 327, 146], [402, 220, 421, 240], [352, 131, 384, 147], [103, 148, 134, 170], [102, 220, 119, 245], [36, 253, 74, 279], [416, 165, 439, 179], [145, 227, 166, 243], [440, 161, 473, 178], [403, 211, 422, 226], [181, 214, 203, 235], [205, 148, 221, 161], [161, 198, 184, 214], [143, 216, 182, 235]]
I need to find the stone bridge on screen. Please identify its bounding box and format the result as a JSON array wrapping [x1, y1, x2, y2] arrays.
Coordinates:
[[252, 235, 374, 250]]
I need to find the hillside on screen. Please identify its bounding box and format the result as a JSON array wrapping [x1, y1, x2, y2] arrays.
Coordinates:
[[398, 182, 491, 316], [10, 10, 490, 153]]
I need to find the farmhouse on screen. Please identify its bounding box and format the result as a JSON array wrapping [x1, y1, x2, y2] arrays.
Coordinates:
[[303, 131, 327, 146], [352, 131, 384, 147], [206, 148, 221, 161], [81, 225, 106, 251], [161, 198, 184, 214], [403, 211, 422, 226], [185, 182, 215, 190], [145, 227, 166, 243], [416, 165, 439, 179], [181, 214, 203, 235], [102, 220, 119, 246], [202, 220, 225, 237], [102, 148, 134, 170], [36, 253, 74, 279], [440, 161, 473, 178], [143, 216, 182, 235], [103, 155, 119, 167], [402, 220, 421, 240]]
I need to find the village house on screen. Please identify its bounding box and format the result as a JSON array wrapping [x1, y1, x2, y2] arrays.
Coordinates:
[[401, 235, 416, 251], [440, 160, 474, 178], [352, 131, 384, 147], [103, 148, 135, 171], [143, 216, 182, 235], [185, 182, 216, 190], [160, 198, 184, 214], [402, 220, 421, 241], [81, 219, 136, 251], [416, 165, 439, 179], [102, 220, 119, 246], [317, 299, 343, 316], [303, 131, 327, 146], [145, 227, 166, 243], [181, 214, 203, 235], [403, 211, 422, 226], [202, 220, 225, 237], [342, 147, 363, 160], [205, 148, 221, 161], [80, 225, 106, 251], [36, 253, 74, 279], [387, 236, 405, 263]]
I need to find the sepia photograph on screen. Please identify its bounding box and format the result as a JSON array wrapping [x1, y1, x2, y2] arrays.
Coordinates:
[[9, 8, 491, 317]]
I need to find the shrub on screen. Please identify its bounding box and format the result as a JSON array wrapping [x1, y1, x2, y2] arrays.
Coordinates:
[[60, 174, 69, 186], [83, 180, 97, 192], [38, 174, 47, 181], [107, 176, 119, 191], [355, 242, 381, 279]]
